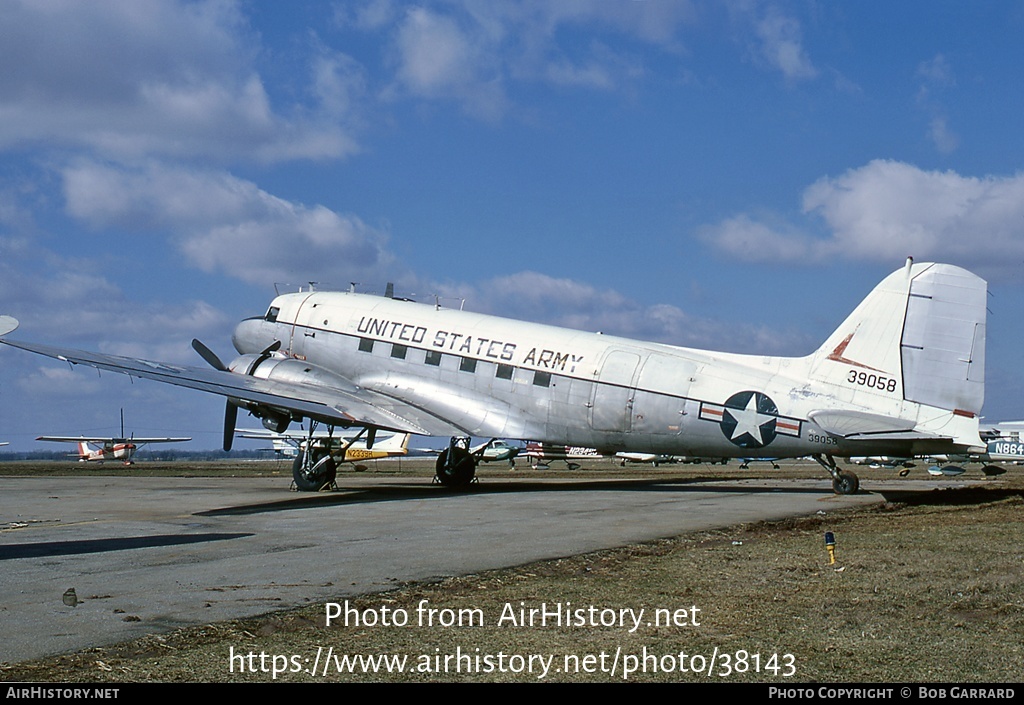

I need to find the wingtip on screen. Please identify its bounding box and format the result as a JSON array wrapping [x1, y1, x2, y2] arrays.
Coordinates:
[[0, 315, 19, 337]]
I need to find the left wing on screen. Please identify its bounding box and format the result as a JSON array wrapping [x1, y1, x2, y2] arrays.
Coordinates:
[[38, 436, 117, 443], [0, 335, 464, 438], [36, 435, 190, 443]]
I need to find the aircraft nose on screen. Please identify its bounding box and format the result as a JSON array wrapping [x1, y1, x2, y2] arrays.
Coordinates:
[[232, 317, 269, 354]]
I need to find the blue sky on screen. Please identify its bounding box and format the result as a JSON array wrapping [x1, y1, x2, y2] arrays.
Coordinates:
[[1, 0, 1022, 452]]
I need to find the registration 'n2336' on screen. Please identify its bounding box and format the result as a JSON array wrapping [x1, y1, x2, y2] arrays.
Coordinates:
[[847, 370, 897, 392]]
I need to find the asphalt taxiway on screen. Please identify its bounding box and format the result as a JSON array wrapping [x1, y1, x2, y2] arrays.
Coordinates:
[[0, 471, 946, 664]]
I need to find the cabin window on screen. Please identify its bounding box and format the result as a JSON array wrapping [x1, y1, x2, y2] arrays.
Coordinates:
[[496, 364, 514, 380], [424, 350, 442, 366], [533, 371, 551, 387], [265, 306, 279, 323], [460, 357, 477, 373], [391, 344, 408, 359], [358, 337, 374, 353]]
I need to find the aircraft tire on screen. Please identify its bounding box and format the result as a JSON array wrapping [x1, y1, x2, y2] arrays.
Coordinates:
[[292, 450, 337, 491], [832, 471, 860, 495], [435, 446, 476, 488]]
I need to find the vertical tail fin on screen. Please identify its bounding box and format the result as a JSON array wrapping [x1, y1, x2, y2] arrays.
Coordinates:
[[375, 432, 411, 452], [808, 260, 986, 417]]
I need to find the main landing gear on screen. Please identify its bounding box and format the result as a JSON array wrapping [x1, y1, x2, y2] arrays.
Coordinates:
[[435, 437, 478, 488], [291, 420, 345, 492], [292, 444, 337, 491], [812, 454, 860, 495]]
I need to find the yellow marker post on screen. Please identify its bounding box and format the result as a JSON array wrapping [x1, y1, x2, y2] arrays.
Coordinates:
[[824, 531, 836, 565]]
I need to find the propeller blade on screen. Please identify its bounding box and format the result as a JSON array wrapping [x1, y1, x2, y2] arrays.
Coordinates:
[[192, 339, 227, 371], [223, 401, 238, 452]]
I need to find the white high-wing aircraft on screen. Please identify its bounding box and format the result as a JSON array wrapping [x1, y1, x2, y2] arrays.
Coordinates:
[[237, 427, 411, 487], [0, 260, 988, 494], [924, 420, 1024, 477], [473, 439, 521, 466], [36, 435, 192, 465], [523, 442, 603, 470], [34, 409, 190, 464], [616, 451, 676, 466], [851, 420, 1023, 477]]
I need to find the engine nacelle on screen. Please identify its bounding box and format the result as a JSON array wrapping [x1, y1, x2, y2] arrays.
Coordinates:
[[227, 353, 357, 393]]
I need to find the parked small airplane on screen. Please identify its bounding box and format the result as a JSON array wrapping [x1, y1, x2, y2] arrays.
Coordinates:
[[857, 421, 1023, 477], [237, 428, 411, 487], [0, 260, 989, 494], [922, 420, 1024, 477], [738, 458, 780, 469], [36, 411, 189, 465], [675, 456, 729, 465], [850, 456, 916, 470], [475, 439, 520, 467], [524, 442, 602, 470], [238, 427, 409, 458], [616, 451, 676, 466]]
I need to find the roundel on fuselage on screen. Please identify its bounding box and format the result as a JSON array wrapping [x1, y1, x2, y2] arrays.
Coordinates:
[[718, 391, 779, 449]]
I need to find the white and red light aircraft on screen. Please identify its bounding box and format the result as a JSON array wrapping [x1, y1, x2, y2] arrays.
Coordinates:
[[35, 412, 190, 465], [36, 436, 191, 464], [0, 259, 988, 493]]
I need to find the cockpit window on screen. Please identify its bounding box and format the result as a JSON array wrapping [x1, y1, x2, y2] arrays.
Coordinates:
[[265, 306, 280, 323]]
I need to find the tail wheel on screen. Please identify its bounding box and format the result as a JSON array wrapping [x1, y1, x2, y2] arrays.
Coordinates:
[[292, 448, 337, 491], [435, 446, 477, 487]]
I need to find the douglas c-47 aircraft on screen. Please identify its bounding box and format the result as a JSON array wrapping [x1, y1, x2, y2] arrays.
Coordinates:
[[0, 259, 988, 494]]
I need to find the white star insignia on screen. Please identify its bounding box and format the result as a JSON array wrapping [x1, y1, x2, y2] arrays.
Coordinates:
[[726, 395, 774, 444]]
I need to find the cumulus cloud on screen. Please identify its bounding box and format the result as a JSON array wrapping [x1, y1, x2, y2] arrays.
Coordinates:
[[0, 0, 360, 161], [729, 2, 817, 82], [753, 9, 817, 81], [916, 54, 959, 155], [928, 116, 959, 155], [350, 0, 695, 119], [61, 161, 399, 286], [917, 54, 954, 87], [389, 6, 507, 120], [702, 160, 1024, 274]]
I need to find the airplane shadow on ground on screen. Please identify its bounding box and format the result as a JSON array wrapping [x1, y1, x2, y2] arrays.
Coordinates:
[[198, 477, 1024, 517], [0, 532, 253, 560], [197, 476, 867, 517], [3, 485, 1015, 559]]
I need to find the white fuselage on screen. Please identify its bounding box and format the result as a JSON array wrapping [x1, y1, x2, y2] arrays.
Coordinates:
[[78, 441, 135, 463], [229, 289, 969, 460]]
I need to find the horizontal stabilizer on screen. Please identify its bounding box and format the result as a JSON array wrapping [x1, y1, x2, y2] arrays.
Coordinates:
[[841, 430, 948, 442], [808, 410, 916, 437]]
